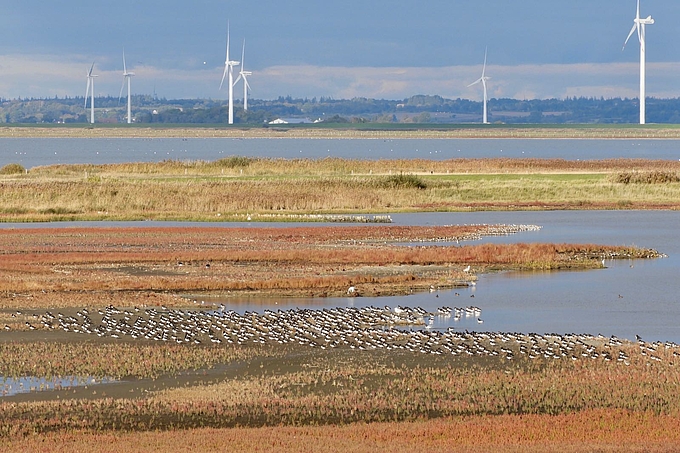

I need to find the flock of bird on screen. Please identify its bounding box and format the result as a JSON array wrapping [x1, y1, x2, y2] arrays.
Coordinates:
[[24, 304, 680, 364]]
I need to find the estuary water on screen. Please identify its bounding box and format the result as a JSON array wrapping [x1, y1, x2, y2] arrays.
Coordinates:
[[3, 211, 677, 343], [3, 137, 680, 168], [1, 137, 679, 343], [186, 211, 679, 344]]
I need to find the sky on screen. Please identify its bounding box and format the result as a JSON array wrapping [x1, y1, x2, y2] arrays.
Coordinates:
[[2, 1, 680, 101]]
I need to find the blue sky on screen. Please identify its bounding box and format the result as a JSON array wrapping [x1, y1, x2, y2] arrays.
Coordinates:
[[2, 1, 680, 101]]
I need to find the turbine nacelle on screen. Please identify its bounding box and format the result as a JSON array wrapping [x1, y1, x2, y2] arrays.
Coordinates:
[[624, 0, 653, 49]]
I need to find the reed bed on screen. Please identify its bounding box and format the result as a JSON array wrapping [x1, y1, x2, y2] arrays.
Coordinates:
[[23, 157, 680, 177], [1, 343, 679, 439], [612, 170, 680, 184], [3, 158, 680, 221], [2, 412, 678, 452], [0, 176, 678, 221]]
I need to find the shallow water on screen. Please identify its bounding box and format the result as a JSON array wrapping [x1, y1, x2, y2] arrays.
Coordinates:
[[0, 376, 116, 397], [1, 211, 677, 343], [185, 210, 680, 344], [3, 137, 680, 168], [0, 211, 680, 343]]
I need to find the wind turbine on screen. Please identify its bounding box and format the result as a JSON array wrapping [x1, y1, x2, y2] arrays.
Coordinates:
[[118, 49, 135, 124], [467, 48, 491, 124], [233, 39, 252, 111], [84, 62, 97, 124], [623, 0, 654, 125], [219, 23, 240, 124]]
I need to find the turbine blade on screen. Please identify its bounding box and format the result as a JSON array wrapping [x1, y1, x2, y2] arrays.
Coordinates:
[[467, 78, 482, 88], [636, 0, 640, 20], [233, 74, 242, 86], [241, 39, 246, 70], [623, 23, 638, 49], [219, 65, 229, 90], [88, 62, 95, 77], [85, 79, 91, 108], [119, 79, 126, 104], [226, 22, 230, 63], [482, 47, 488, 77], [123, 49, 127, 74], [244, 77, 251, 92]]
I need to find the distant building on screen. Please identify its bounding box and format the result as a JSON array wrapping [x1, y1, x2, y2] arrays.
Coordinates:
[[268, 117, 313, 125]]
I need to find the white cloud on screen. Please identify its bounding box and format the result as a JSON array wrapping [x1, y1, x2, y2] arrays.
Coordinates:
[[2, 53, 680, 101]]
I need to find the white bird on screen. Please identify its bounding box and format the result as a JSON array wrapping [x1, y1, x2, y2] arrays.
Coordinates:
[[347, 286, 356, 295], [463, 265, 471, 273]]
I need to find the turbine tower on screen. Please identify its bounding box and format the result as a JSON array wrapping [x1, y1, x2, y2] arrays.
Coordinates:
[[623, 0, 654, 125], [219, 23, 240, 124], [84, 62, 97, 124], [233, 39, 252, 111], [467, 48, 491, 124], [119, 49, 135, 124]]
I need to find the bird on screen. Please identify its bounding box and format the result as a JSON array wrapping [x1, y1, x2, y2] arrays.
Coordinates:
[[347, 286, 356, 295], [463, 265, 471, 272]]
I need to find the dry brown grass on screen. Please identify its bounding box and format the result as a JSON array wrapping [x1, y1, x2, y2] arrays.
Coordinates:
[[1, 343, 680, 448], [1, 412, 678, 453], [2, 158, 680, 221], [23, 157, 680, 177]]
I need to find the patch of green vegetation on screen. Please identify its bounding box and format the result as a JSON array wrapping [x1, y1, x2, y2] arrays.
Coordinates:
[[0, 163, 25, 175], [375, 173, 427, 189], [0, 207, 28, 214], [211, 156, 257, 169], [611, 171, 680, 184], [38, 207, 82, 215]]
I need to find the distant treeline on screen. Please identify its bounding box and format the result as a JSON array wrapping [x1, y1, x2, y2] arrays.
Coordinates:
[[2, 94, 680, 124]]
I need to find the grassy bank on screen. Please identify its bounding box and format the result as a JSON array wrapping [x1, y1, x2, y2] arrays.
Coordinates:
[[2, 158, 680, 221], [4, 123, 680, 139]]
